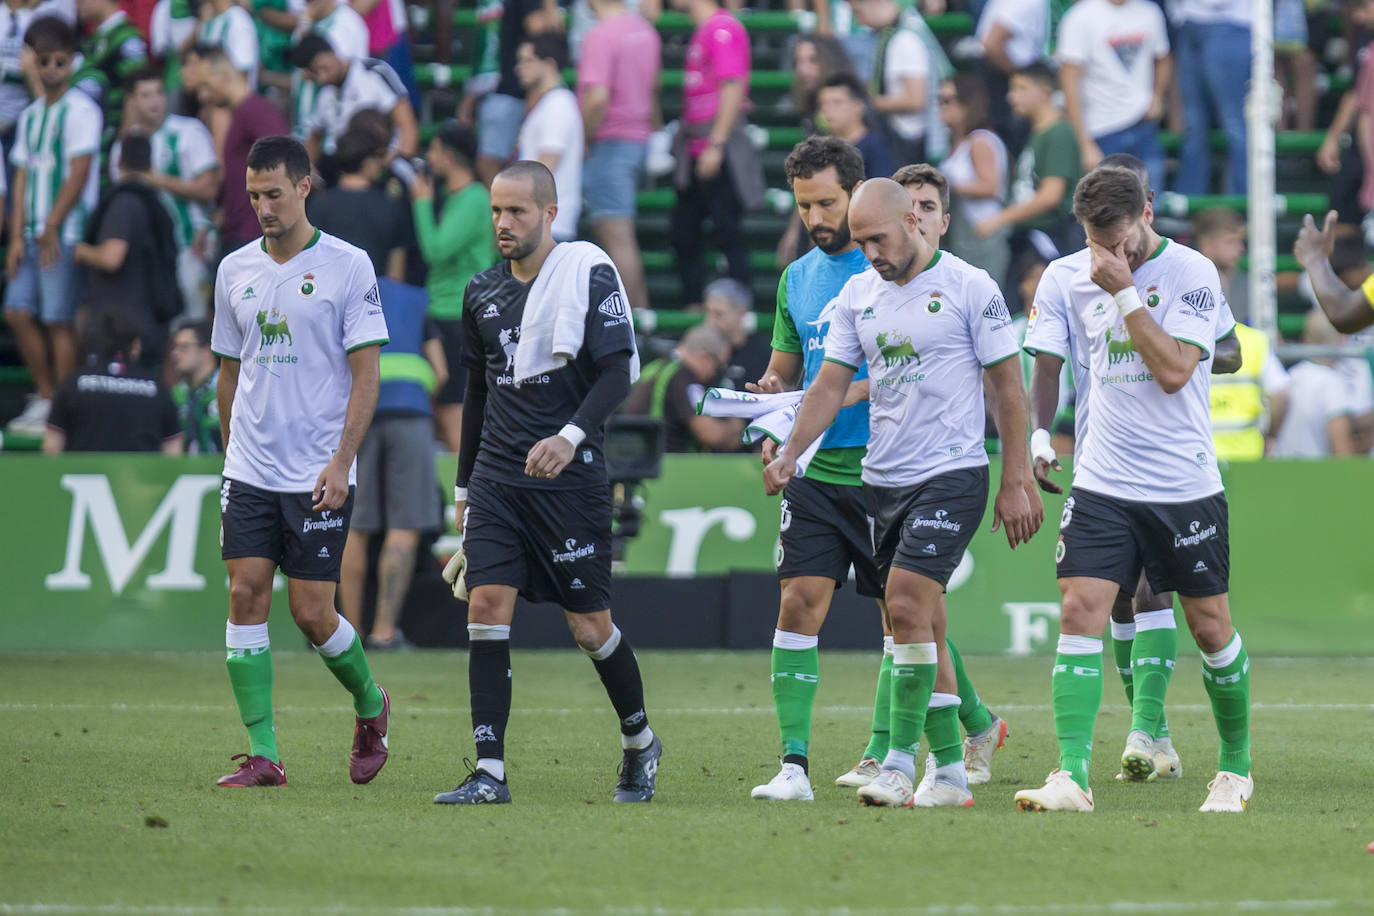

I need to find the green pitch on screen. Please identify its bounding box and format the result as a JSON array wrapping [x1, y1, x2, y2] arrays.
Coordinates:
[[2, 650, 1372, 915]]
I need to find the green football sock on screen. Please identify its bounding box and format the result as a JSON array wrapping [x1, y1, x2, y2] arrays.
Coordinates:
[[226, 646, 278, 763], [862, 642, 894, 761], [1052, 638, 1104, 791], [947, 637, 994, 736], [1130, 610, 1177, 739], [1202, 632, 1251, 775], [1110, 620, 1135, 705], [925, 694, 962, 767], [770, 634, 819, 761], [319, 629, 385, 718], [889, 642, 938, 756]]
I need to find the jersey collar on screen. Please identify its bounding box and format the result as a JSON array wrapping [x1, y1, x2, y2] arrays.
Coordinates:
[[260, 227, 322, 259], [1146, 237, 1169, 261]]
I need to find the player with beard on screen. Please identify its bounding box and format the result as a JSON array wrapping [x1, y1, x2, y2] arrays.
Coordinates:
[[433, 160, 661, 806], [749, 141, 1010, 806]]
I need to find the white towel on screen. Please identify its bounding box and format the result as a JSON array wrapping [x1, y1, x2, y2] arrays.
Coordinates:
[[695, 387, 803, 418], [745, 404, 823, 475], [513, 240, 641, 387]]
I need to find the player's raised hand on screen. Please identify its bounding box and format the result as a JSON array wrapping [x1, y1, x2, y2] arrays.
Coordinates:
[[525, 434, 574, 480], [762, 452, 796, 496], [1088, 238, 1134, 297], [1293, 210, 1338, 270], [311, 459, 349, 511], [991, 480, 1036, 549]]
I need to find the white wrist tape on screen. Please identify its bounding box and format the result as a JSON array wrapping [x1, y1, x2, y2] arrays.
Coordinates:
[[1030, 428, 1055, 465], [557, 424, 587, 448], [454, 486, 468, 504], [1113, 286, 1144, 318]]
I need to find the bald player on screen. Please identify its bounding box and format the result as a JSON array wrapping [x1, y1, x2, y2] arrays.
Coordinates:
[[765, 178, 1042, 808]]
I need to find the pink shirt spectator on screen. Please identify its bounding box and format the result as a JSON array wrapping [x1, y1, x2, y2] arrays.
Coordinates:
[[683, 8, 750, 157], [577, 11, 662, 144], [362, 0, 400, 55]]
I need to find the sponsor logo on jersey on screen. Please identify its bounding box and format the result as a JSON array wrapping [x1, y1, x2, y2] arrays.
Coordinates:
[[500, 325, 520, 372], [551, 537, 596, 564], [1093, 302, 1107, 317], [242, 286, 256, 300], [256, 309, 293, 349], [1104, 326, 1138, 366], [481, 302, 500, 320], [982, 295, 1011, 325], [876, 330, 919, 368], [299, 274, 317, 298], [922, 543, 937, 555], [1193, 560, 1209, 572], [364, 283, 381, 307], [1027, 301, 1039, 328], [570, 577, 586, 590], [598, 290, 629, 326], [860, 306, 876, 321], [1182, 287, 1215, 313], [302, 511, 346, 535], [1174, 520, 1217, 548]]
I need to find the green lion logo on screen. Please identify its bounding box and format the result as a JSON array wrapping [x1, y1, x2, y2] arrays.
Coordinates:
[[256, 309, 293, 347], [1104, 327, 1136, 366], [875, 330, 919, 368]]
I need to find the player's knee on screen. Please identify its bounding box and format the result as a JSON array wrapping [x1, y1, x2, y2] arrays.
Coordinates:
[[227, 578, 268, 613], [1187, 614, 1232, 654], [777, 581, 828, 631], [566, 612, 612, 651], [1058, 591, 1100, 635]]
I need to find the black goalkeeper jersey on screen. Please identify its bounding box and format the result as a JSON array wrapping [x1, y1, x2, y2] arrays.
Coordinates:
[[461, 260, 634, 490]]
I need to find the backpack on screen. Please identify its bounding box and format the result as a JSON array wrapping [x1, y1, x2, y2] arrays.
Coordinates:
[[85, 180, 185, 323]]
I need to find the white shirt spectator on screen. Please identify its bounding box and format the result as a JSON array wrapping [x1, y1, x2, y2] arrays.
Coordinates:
[[308, 3, 370, 61], [516, 85, 584, 241], [1057, 0, 1170, 138], [881, 28, 931, 144], [1270, 361, 1356, 457], [200, 4, 259, 87], [308, 57, 406, 155], [976, 0, 1050, 70], [0, 0, 74, 130]]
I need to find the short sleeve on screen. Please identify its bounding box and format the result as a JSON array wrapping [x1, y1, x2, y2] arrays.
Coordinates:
[[1023, 268, 1071, 360], [1038, 126, 1080, 181], [156, 386, 181, 441], [65, 100, 101, 158], [210, 269, 244, 360], [1160, 259, 1224, 359], [226, 14, 258, 73], [1148, 4, 1170, 55], [965, 273, 1021, 367], [577, 26, 611, 90], [97, 194, 141, 243], [178, 120, 220, 177], [822, 284, 863, 370], [1214, 295, 1237, 340], [9, 116, 28, 168], [583, 263, 635, 360], [771, 268, 802, 353], [343, 255, 390, 352], [712, 19, 751, 81], [884, 29, 929, 81], [1055, 7, 1088, 65]]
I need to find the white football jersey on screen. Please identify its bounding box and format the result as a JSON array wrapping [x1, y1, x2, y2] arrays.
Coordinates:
[[1023, 238, 1225, 502], [211, 230, 390, 493], [1024, 243, 1236, 463], [824, 251, 1021, 488], [308, 58, 405, 154]]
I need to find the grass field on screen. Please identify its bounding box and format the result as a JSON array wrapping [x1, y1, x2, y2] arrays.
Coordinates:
[[3, 649, 1373, 916]]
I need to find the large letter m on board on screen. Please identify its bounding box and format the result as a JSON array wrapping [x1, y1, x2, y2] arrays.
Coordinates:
[[45, 474, 221, 594]]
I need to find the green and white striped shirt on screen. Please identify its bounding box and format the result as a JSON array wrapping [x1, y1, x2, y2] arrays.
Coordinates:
[[200, 6, 259, 88], [10, 88, 102, 244], [110, 115, 218, 249]]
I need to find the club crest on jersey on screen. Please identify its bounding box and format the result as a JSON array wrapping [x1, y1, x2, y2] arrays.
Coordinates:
[[299, 274, 317, 298], [1146, 286, 1160, 308], [927, 292, 943, 314]]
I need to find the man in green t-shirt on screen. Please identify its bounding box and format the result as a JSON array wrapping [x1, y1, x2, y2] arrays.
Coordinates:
[[410, 122, 498, 451], [169, 319, 222, 454], [975, 62, 1083, 262]]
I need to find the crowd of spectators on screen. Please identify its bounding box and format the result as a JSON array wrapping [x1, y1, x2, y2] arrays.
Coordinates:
[[1, 0, 1373, 467]]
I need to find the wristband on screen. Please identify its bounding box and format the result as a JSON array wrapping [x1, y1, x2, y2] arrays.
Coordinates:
[[454, 486, 468, 503], [557, 423, 587, 448], [1030, 428, 1055, 465], [1113, 286, 1144, 318]]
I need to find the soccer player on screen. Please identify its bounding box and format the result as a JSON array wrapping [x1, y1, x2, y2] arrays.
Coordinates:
[[1293, 209, 1374, 332], [434, 160, 661, 806], [1024, 153, 1242, 783], [1014, 167, 1251, 813], [211, 136, 392, 788], [765, 178, 1041, 808], [749, 142, 1010, 805]]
